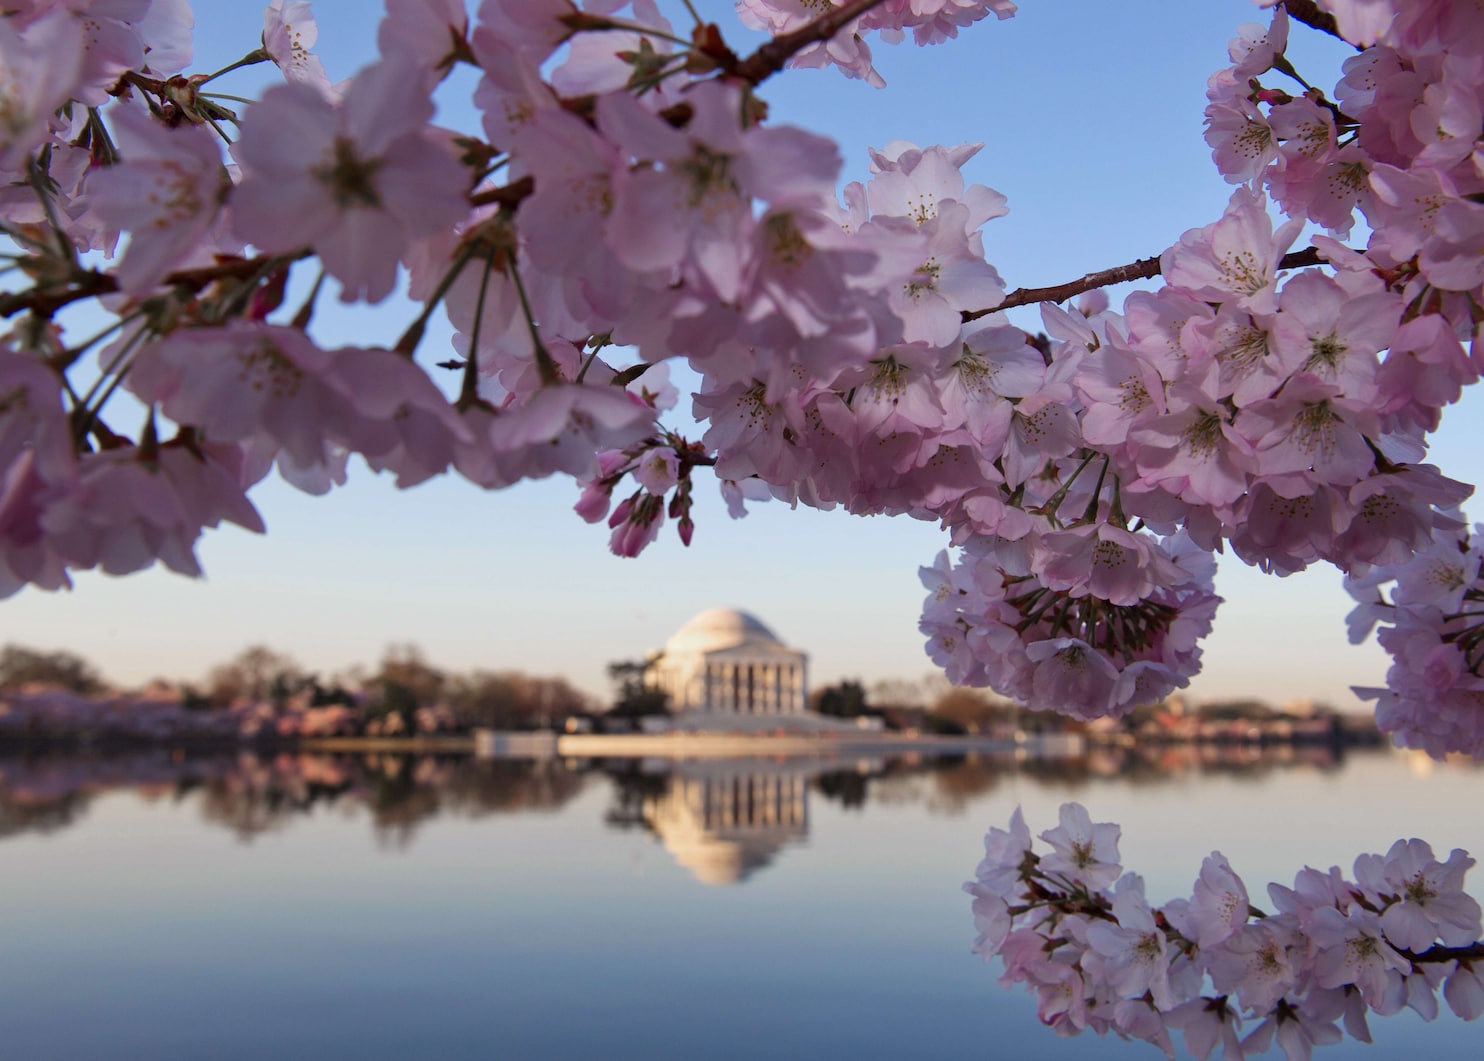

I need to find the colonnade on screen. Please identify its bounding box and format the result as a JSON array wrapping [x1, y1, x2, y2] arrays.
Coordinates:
[[699, 659, 805, 714]]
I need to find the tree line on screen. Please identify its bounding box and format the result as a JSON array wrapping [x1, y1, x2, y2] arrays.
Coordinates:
[[0, 642, 593, 733]]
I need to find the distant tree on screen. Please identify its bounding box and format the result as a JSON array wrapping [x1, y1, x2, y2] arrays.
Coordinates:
[[919, 713, 968, 736], [812, 679, 868, 719], [930, 687, 1015, 734], [506, 672, 592, 728], [447, 670, 593, 730], [374, 643, 446, 706], [205, 645, 304, 706], [1199, 699, 1280, 722], [867, 677, 928, 711], [445, 671, 521, 729], [364, 680, 419, 733], [606, 658, 669, 719], [0, 645, 104, 694]]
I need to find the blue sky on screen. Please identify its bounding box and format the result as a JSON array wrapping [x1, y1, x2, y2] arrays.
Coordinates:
[[8, 0, 1481, 709]]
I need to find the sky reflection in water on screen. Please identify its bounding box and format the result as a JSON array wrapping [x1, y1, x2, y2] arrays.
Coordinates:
[[2, 747, 1482, 1060]]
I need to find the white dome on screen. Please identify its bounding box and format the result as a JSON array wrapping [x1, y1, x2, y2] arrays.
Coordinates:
[[663, 608, 782, 657]]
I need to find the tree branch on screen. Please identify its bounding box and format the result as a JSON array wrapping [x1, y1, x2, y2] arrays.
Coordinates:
[[469, 176, 534, 211], [0, 253, 309, 321], [1406, 941, 1484, 966], [1282, 0, 1351, 45], [964, 245, 1328, 321], [732, 0, 895, 84]]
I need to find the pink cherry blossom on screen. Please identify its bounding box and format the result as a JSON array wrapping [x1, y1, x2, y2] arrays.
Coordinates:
[[262, 0, 330, 92], [632, 445, 679, 495], [1086, 873, 1177, 1009], [38, 441, 264, 578], [599, 79, 840, 302], [1231, 6, 1289, 73], [1039, 801, 1122, 890], [377, 0, 469, 73], [969, 804, 1484, 1060], [0, 349, 73, 484], [125, 322, 361, 485], [1187, 852, 1251, 948], [231, 55, 470, 303], [0, 10, 83, 169], [1161, 187, 1303, 316], [0, 450, 74, 596], [1355, 838, 1482, 950], [88, 103, 232, 294]]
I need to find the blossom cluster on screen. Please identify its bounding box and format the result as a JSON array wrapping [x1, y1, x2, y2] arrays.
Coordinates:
[[1346, 522, 1484, 758], [968, 803, 1484, 1059], [0, 1, 1482, 754], [907, 0, 1484, 727], [737, 0, 1018, 87]]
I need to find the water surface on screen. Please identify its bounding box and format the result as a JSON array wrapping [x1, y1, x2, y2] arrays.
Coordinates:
[[2, 745, 1480, 1059]]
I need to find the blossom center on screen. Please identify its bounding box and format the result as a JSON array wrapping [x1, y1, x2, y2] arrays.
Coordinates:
[[764, 213, 812, 269], [316, 137, 383, 210], [904, 257, 942, 299], [1218, 321, 1270, 379], [1117, 377, 1151, 414], [952, 348, 1000, 397], [235, 340, 304, 399], [1305, 332, 1346, 373], [678, 145, 739, 210], [1181, 410, 1225, 459], [1292, 401, 1340, 458]]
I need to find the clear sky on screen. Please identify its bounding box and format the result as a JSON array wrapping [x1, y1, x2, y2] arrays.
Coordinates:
[[7, 1, 1481, 710]]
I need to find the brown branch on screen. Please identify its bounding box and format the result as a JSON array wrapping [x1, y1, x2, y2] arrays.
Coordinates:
[[0, 270, 115, 319], [1405, 941, 1484, 966], [1282, 0, 1351, 46], [0, 253, 308, 321], [469, 3, 899, 216], [964, 245, 1329, 321], [469, 175, 535, 211], [732, 0, 895, 84]]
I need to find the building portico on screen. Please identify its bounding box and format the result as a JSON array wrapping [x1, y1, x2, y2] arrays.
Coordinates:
[[648, 608, 808, 716]]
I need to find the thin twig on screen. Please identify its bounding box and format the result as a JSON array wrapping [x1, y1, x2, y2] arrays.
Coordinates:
[[0, 253, 310, 321], [964, 245, 1328, 321], [732, 0, 895, 84], [1393, 941, 1484, 965], [1282, 0, 1352, 46], [460, 252, 495, 408], [469, 176, 535, 211]]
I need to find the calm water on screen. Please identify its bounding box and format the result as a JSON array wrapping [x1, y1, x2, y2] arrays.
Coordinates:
[[2, 745, 1483, 1060]]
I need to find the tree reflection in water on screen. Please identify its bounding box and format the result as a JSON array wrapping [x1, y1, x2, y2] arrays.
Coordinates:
[[0, 741, 1417, 863]]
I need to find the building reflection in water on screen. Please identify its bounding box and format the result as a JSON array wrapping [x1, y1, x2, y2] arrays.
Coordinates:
[[642, 767, 810, 885], [1, 742, 1458, 861]]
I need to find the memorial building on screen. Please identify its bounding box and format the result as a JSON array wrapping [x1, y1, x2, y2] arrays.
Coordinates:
[[646, 607, 809, 716]]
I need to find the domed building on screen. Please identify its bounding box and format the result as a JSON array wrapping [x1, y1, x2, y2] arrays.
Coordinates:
[[647, 608, 808, 715]]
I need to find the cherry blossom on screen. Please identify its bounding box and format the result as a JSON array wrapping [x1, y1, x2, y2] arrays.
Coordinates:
[[262, 0, 330, 92], [969, 803, 1484, 1060], [0, 10, 83, 169], [86, 103, 233, 294], [231, 55, 470, 302]]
